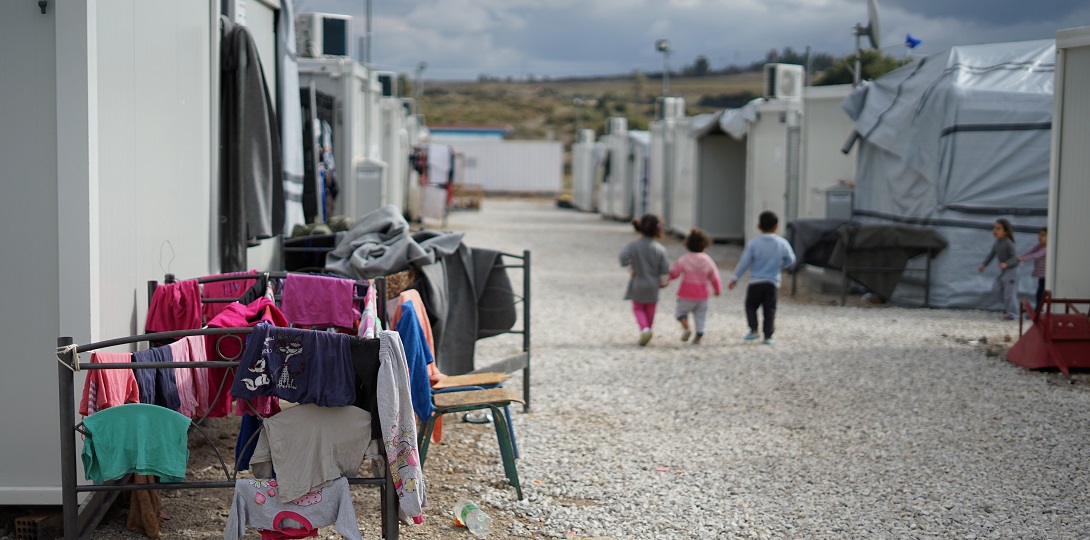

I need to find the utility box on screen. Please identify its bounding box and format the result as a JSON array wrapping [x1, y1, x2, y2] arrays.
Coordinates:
[[825, 181, 854, 221]]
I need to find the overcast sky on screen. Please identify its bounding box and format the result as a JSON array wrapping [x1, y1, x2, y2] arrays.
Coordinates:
[[297, 0, 1089, 80]]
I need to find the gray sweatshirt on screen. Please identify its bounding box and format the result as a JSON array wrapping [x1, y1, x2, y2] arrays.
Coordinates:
[[981, 237, 1019, 273], [379, 331, 427, 524], [619, 237, 671, 303]]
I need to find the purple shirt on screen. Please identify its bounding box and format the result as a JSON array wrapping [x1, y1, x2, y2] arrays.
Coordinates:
[[232, 324, 356, 407]]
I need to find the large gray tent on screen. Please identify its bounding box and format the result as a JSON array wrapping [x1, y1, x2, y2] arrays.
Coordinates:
[[842, 39, 1054, 310]]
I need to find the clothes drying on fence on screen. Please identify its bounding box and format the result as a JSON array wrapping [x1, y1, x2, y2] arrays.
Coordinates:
[[81, 403, 191, 484], [167, 339, 198, 418], [132, 345, 181, 411], [235, 413, 265, 473], [280, 274, 360, 329], [79, 352, 140, 417], [202, 271, 260, 321], [178, 336, 211, 418], [357, 280, 381, 339], [324, 204, 463, 280], [206, 297, 290, 417], [377, 330, 426, 524], [225, 477, 361, 540], [145, 279, 203, 332], [232, 324, 356, 408], [248, 404, 371, 503], [414, 239, 516, 375], [394, 302, 435, 423], [349, 337, 384, 443]]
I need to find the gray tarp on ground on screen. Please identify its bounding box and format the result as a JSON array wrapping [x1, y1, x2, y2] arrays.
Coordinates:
[[842, 39, 1053, 309], [828, 224, 948, 300]]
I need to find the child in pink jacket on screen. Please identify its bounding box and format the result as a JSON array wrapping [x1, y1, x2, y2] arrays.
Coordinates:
[[669, 228, 722, 344]]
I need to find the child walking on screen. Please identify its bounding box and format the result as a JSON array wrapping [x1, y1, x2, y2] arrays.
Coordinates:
[[620, 214, 671, 346], [1017, 227, 1048, 311], [978, 218, 1020, 320], [728, 211, 796, 345], [669, 228, 722, 345]]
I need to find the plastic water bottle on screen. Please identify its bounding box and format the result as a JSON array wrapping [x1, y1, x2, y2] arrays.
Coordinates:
[[452, 498, 492, 537]]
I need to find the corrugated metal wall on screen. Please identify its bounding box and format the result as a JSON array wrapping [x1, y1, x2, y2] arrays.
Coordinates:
[[434, 139, 562, 193]]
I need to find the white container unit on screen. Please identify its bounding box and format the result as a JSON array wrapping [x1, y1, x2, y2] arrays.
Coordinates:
[[571, 129, 599, 211], [799, 85, 857, 220], [628, 131, 653, 218], [648, 97, 686, 228], [598, 117, 632, 220], [1049, 26, 1090, 298], [666, 113, 746, 241], [744, 98, 803, 243], [0, 0, 219, 505], [380, 96, 410, 213], [298, 57, 386, 221], [432, 139, 563, 193]]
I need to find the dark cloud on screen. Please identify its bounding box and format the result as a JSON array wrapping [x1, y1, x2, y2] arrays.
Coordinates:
[[879, 0, 1085, 26]]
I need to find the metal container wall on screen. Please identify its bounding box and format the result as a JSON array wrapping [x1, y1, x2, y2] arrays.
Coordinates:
[[431, 139, 563, 193], [1050, 27, 1090, 298], [800, 85, 857, 220]]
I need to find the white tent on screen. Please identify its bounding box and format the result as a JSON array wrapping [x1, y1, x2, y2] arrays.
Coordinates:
[[842, 39, 1054, 309]]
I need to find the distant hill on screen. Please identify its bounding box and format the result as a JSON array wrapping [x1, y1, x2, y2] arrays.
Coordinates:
[[416, 71, 766, 148]]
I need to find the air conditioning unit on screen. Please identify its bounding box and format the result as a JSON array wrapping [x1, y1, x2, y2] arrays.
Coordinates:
[[763, 63, 804, 99], [605, 117, 627, 135], [375, 71, 398, 97], [296, 13, 352, 58], [655, 97, 686, 120]]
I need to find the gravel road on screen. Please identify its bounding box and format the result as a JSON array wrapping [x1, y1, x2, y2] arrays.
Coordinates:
[[70, 197, 1090, 540]]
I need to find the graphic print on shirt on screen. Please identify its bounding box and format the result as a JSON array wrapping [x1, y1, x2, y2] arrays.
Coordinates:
[[389, 425, 421, 493], [273, 331, 305, 390], [248, 479, 324, 507]]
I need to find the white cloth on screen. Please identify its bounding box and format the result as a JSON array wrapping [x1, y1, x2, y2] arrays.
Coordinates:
[[378, 331, 426, 524]]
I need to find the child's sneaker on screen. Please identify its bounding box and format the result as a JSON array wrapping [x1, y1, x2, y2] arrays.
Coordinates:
[[743, 332, 760, 341], [762, 338, 775, 346], [693, 334, 704, 345], [639, 329, 653, 346], [680, 329, 692, 342]]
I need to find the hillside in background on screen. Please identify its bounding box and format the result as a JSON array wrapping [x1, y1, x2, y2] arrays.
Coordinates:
[[415, 71, 766, 150]]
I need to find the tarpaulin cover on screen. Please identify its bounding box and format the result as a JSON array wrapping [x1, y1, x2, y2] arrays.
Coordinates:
[[828, 224, 948, 300], [842, 39, 1053, 309]]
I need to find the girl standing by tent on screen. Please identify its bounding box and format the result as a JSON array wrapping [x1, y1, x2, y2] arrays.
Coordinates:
[[978, 218, 1020, 320], [620, 214, 671, 346]]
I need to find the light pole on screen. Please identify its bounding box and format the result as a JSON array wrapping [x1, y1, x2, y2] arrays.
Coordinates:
[[655, 39, 671, 97], [413, 61, 427, 117]]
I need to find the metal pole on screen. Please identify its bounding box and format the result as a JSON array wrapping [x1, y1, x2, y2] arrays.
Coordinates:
[[522, 250, 531, 413], [365, 0, 372, 65], [58, 337, 78, 540], [662, 51, 670, 97], [854, 28, 862, 86]]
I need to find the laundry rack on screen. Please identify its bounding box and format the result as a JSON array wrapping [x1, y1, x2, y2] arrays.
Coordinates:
[[55, 275, 402, 540]]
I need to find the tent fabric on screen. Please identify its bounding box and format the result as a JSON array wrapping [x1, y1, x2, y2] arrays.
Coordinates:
[[841, 39, 1053, 309]]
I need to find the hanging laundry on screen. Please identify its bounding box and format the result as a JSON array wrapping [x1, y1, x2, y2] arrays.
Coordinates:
[[132, 346, 181, 412], [225, 477, 361, 540], [145, 279, 202, 332], [231, 324, 356, 407], [167, 340, 198, 418], [357, 281, 379, 339], [201, 270, 259, 322], [219, 17, 285, 272], [277, 0, 307, 236], [394, 302, 435, 423], [78, 352, 140, 416], [205, 297, 289, 417], [377, 331, 426, 524], [81, 403, 191, 483], [280, 274, 360, 329], [179, 336, 211, 418], [248, 404, 371, 503]]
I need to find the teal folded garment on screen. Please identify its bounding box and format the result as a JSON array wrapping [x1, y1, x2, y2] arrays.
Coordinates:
[[81, 403, 191, 484]]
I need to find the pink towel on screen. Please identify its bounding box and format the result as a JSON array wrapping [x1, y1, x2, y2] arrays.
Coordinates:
[[168, 340, 198, 418], [281, 274, 360, 329]]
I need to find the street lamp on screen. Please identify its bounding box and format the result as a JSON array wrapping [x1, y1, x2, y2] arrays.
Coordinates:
[[413, 61, 427, 117], [655, 39, 671, 97]]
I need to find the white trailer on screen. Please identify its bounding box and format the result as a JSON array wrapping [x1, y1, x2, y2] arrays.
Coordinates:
[[598, 117, 632, 220], [1048, 26, 1090, 298], [571, 129, 599, 211]]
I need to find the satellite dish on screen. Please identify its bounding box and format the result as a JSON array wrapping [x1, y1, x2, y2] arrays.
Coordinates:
[[866, 0, 881, 49], [852, 0, 882, 84]]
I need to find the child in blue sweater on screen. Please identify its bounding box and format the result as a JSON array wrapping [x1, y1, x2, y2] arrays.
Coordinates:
[[728, 211, 796, 345]]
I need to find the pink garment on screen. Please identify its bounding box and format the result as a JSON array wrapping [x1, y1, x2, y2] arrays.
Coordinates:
[[669, 252, 722, 301], [632, 301, 657, 330], [146, 279, 203, 332], [79, 352, 140, 416], [181, 336, 211, 418], [168, 340, 197, 418], [281, 274, 360, 329], [357, 282, 378, 339], [205, 298, 289, 417], [1020, 244, 1047, 278], [201, 271, 259, 322]]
